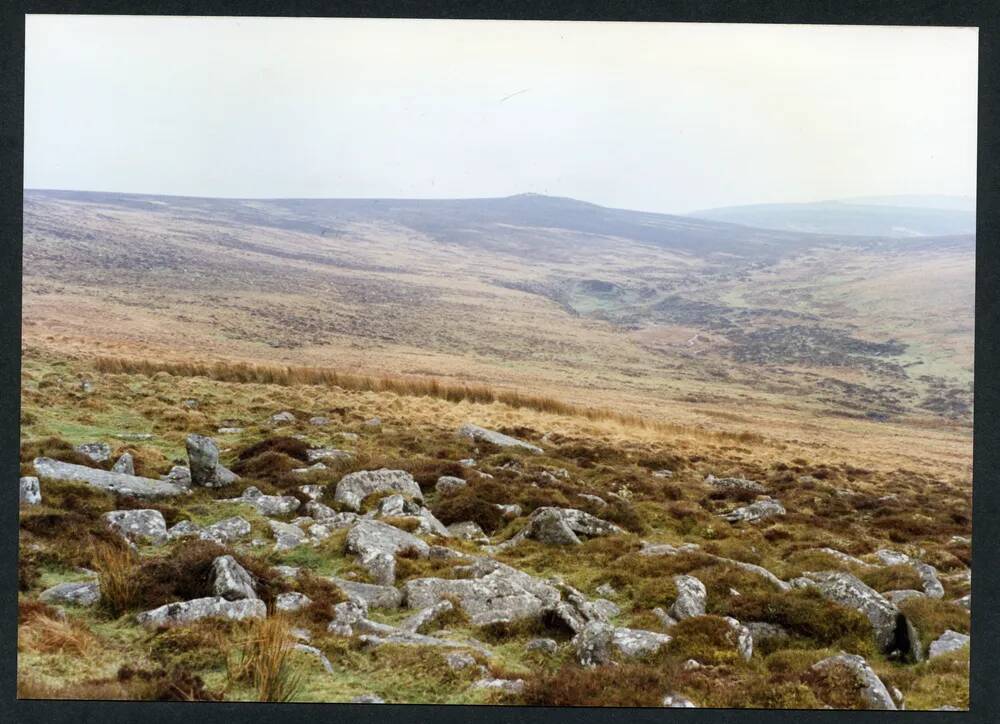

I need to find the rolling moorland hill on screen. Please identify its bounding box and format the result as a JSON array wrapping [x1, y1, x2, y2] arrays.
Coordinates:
[[17, 189, 973, 706]]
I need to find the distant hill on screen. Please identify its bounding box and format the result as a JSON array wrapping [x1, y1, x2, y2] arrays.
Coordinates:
[[687, 197, 975, 237]]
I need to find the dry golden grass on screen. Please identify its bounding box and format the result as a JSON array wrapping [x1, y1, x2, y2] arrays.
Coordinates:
[[226, 615, 302, 703], [18, 615, 97, 657], [92, 541, 140, 617]]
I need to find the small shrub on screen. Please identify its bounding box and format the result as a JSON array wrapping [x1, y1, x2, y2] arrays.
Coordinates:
[[521, 661, 678, 706], [117, 665, 222, 701], [227, 616, 301, 702], [18, 614, 96, 656], [860, 564, 924, 593], [431, 489, 505, 533], [93, 541, 140, 616]]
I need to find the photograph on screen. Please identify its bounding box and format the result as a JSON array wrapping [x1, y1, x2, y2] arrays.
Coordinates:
[[16, 15, 976, 709]]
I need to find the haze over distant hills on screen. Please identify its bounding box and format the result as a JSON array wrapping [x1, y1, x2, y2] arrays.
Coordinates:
[[688, 195, 976, 238]]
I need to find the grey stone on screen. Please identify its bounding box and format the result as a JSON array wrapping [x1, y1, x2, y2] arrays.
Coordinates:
[[350, 694, 384, 704], [929, 630, 969, 659], [448, 521, 488, 542], [19, 476, 41, 505], [526, 638, 558, 654], [518, 506, 625, 546], [275, 592, 312, 613], [307, 448, 352, 463], [40, 581, 100, 607], [364, 417, 382, 427], [955, 594, 971, 610], [346, 519, 429, 584], [805, 571, 921, 659], [161, 465, 192, 487], [724, 616, 753, 660], [103, 509, 168, 545], [308, 416, 330, 426], [494, 503, 522, 519], [662, 694, 697, 708], [706, 474, 767, 494], [110, 453, 135, 475], [885, 589, 926, 605], [398, 600, 454, 633], [298, 485, 326, 501], [33, 457, 187, 499], [334, 469, 423, 511], [472, 678, 524, 694], [611, 627, 672, 658], [166, 520, 203, 540], [720, 497, 785, 523], [573, 621, 615, 665], [217, 427, 244, 434], [136, 597, 266, 628], [577, 493, 607, 507], [445, 651, 477, 669], [269, 411, 297, 424], [404, 558, 560, 625], [294, 643, 334, 674], [185, 435, 238, 488], [435, 476, 467, 495], [813, 547, 876, 570], [670, 575, 706, 620], [457, 423, 543, 454], [211, 555, 258, 601], [745, 621, 791, 647], [329, 577, 403, 609], [811, 653, 897, 710], [270, 520, 307, 551], [75, 442, 111, 463], [202, 516, 252, 544], [231, 486, 300, 517]]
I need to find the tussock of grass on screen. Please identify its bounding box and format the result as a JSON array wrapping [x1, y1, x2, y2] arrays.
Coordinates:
[[227, 616, 302, 702], [93, 541, 140, 617], [19, 615, 97, 656]]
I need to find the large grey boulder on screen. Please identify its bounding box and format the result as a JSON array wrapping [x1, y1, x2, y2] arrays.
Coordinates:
[[720, 497, 785, 523], [404, 558, 560, 625], [346, 519, 429, 584], [572, 621, 670, 665], [185, 434, 238, 488], [811, 653, 897, 710], [519, 507, 625, 545], [136, 597, 265, 628], [670, 575, 707, 620], [706, 475, 767, 494], [19, 476, 41, 505], [334, 469, 423, 511], [111, 453, 135, 475], [804, 571, 921, 659], [102, 509, 168, 545], [75, 442, 111, 463], [457, 424, 543, 454], [929, 630, 970, 659], [33, 458, 187, 499], [211, 555, 258, 601], [40, 581, 100, 607]]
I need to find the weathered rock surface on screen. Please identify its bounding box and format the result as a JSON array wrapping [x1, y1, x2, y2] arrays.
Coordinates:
[[724, 617, 753, 660], [329, 577, 403, 609], [20, 476, 41, 505], [457, 423, 543, 454], [185, 435, 238, 488], [294, 643, 334, 674], [136, 597, 266, 628], [929, 630, 970, 659], [275, 592, 312, 613], [269, 411, 297, 424], [307, 448, 352, 463], [40, 581, 100, 606], [308, 416, 330, 426], [160, 465, 192, 487], [346, 519, 429, 584], [269, 520, 307, 551], [102, 509, 168, 545], [521, 507, 625, 545], [334, 469, 423, 511], [399, 600, 454, 633], [110, 452, 135, 475], [706, 474, 767, 494], [572, 621, 671, 665], [885, 589, 926, 605], [404, 558, 561, 625], [670, 575, 707, 620], [811, 653, 897, 710], [874, 550, 944, 599], [662, 694, 697, 708], [435, 476, 467, 495], [34, 457, 187, 499], [448, 521, 488, 542], [720, 497, 786, 523], [472, 678, 525, 694], [804, 571, 921, 659], [211, 555, 258, 600], [230, 486, 300, 517], [526, 638, 558, 654], [75, 442, 111, 463], [202, 516, 252, 543]]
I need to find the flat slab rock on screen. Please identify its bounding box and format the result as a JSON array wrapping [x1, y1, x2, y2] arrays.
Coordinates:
[[329, 577, 404, 609], [334, 469, 423, 512], [457, 423, 543, 454], [39, 581, 100, 607], [720, 497, 785, 523], [929, 630, 970, 659], [573, 621, 671, 666], [34, 457, 188, 499], [136, 596, 266, 628]]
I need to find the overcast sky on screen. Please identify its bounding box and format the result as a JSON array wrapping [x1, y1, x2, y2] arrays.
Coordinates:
[[24, 16, 978, 214]]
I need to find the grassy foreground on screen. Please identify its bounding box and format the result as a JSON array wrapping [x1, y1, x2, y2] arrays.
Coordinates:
[[17, 347, 970, 707]]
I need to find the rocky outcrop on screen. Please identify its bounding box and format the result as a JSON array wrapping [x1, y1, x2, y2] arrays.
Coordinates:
[[404, 558, 561, 626], [136, 597, 265, 628], [457, 424, 543, 454], [346, 519, 429, 584], [19, 476, 41, 505], [102, 509, 168, 545], [33, 457, 187, 499], [210, 555, 258, 600], [75, 442, 111, 463], [40, 581, 100, 607], [498, 507, 625, 548], [398, 600, 455, 633], [804, 571, 921, 660], [435, 476, 467, 495], [572, 621, 671, 665], [929, 630, 969, 659], [334, 469, 423, 511], [720, 497, 785, 523], [706, 474, 767, 494], [670, 575, 707, 620], [110, 453, 135, 475], [811, 653, 897, 710], [369, 495, 451, 537], [185, 434, 238, 488], [329, 577, 403, 609]]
